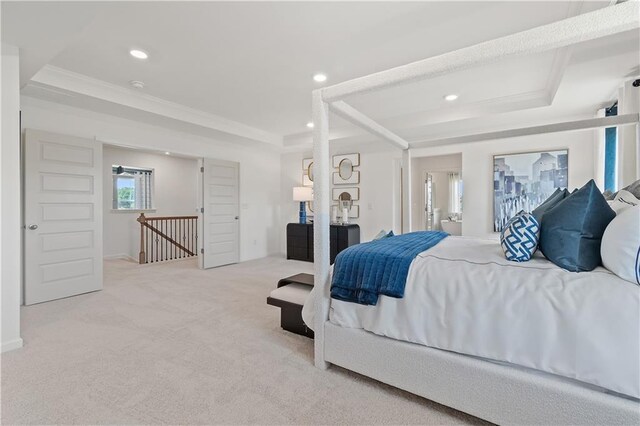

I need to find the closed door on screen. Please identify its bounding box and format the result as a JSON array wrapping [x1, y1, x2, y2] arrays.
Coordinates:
[[199, 158, 239, 268], [24, 129, 103, 305]]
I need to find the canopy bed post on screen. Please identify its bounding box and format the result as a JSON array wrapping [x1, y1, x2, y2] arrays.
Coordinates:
[[312, 89, 330, 369], [401, 149, 412, 233], [636, 122, 640, 180], [306, 3, 640, 422]]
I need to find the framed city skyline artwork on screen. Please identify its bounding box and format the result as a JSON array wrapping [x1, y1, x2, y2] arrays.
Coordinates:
[[493, 149, 568, 232]]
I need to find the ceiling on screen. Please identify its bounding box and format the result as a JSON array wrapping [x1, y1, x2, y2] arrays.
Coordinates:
[[2, 1, 638, 149]]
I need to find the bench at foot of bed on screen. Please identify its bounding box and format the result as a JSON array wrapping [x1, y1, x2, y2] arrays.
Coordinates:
[[267, 273, 314, 338]]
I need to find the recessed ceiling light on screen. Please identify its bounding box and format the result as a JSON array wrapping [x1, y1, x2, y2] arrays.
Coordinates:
[[313, 73, 327, 83], [129, 49, 148, 60], [306, 122, 315, 129], [444, 94, 458, 101], [164, 151, 170, 155]]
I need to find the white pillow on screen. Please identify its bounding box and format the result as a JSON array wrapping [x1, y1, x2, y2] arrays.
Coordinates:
[[608, 189, 639, 214], [601, 206, 639, 284]]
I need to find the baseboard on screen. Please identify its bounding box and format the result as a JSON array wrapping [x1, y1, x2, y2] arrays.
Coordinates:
[[103, 253, 137, 262], [2, 338, 23, 353]]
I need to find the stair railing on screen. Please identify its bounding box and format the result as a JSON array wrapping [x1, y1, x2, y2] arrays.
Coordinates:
[[137, 213, 198, 264]]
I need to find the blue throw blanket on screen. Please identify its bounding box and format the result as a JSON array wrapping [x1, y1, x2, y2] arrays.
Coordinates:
[[331, 231, 448, 305]]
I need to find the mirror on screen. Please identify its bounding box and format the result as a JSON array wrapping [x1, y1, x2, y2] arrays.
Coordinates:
[[424, 171, 462, 233], [338, 159, 353, 180], [338, 192, 352, 203], [307, 162, 314, 182]]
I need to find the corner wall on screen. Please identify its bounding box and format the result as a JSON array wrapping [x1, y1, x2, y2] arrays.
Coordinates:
[[280, 143, 402, 252], [412, 129, 597, 237], [1, 45, 23, 352], [103, 146, 199, 260], [281, 129, 598, 245], [21, 96, 282, 262]]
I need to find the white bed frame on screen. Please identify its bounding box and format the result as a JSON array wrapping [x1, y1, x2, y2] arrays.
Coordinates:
[[311, 3, 640, 424]]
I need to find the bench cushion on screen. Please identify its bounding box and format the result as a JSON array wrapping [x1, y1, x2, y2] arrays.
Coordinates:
[[269, 283, 311, 306]]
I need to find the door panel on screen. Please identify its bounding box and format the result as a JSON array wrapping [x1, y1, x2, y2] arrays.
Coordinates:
[[200, 158, 239, 269], [24, 130, 102, 305]]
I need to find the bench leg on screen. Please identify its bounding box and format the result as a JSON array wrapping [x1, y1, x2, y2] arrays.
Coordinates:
[[280, 305, 314, 339]]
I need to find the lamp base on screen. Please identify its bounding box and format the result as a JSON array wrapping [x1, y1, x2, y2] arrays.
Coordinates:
[[299, 201, 307, 224]]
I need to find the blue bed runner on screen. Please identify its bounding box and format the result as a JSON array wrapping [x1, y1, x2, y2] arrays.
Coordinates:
[[331, 231, 448, 305]]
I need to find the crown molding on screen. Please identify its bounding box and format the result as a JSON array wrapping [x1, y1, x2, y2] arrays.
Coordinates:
[[30, 65, 283, 147]]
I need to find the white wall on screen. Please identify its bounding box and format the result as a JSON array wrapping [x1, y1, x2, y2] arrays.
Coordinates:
[[21, 96, 282, 262], [103, 146, 198, 260], [280, 143, 402, 252], [1, 45, 23, 352], [281, 130, 597, 243], [412, 130, 597, 237]]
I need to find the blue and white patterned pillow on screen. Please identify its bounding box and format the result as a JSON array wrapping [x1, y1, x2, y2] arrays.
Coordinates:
[[500, 211, 540, 262]]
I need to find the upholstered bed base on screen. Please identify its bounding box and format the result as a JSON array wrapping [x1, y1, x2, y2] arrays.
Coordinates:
[[324, 322, 640, 425]]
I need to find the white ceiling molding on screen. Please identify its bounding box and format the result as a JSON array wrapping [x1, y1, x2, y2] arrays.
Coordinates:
[[321, 0, 639, 102], [411, 113, 640, 148], [30, 65, 283, 147]]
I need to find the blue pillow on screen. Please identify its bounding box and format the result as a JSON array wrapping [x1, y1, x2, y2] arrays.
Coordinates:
[[539, 180, 616, 272], [500, 211, 540, 262], [531, 188, 569, 224]]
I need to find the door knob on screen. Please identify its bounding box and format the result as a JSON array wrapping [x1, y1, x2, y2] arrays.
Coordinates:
[[234, 216, 239, 220], [28, 224, 38, 230]]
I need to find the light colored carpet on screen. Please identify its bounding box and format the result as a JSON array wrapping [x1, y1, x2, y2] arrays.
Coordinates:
[[1, 256, 488, 425]]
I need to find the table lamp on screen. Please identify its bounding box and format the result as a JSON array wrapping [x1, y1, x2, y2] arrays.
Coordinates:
[[293, 186, 313, 224]]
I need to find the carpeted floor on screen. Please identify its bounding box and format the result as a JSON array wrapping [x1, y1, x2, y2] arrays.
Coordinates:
[[1, 256, 487, 425]]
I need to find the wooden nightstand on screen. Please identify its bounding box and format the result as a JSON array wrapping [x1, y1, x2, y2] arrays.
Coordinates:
[[286, 223, 360, 263]]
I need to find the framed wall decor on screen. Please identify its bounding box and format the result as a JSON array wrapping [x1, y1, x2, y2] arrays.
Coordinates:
[[332, 187, 359, 201], [332, 170, 360, 185], [302, 158, 313, 187], [493, 149, 568, 232], [332, 153, 360, 185], [332, 153, 360, 168]]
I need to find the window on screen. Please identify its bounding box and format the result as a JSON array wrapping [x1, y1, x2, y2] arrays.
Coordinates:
[[112, 165, 154, 210], [604, 102, 618, 192]]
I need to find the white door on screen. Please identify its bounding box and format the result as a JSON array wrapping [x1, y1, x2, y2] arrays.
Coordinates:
[[24, 129, 103, 305], [199, 158, 239, 269]]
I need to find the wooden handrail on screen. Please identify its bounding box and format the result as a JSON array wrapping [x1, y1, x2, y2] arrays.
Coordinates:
[[143, 215, 198, 221], [137, 213, 198, 264]]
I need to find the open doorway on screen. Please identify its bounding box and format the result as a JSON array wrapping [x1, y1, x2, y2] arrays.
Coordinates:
[[104, 144, 200, 265], [411, 153, 463, 235], [22, 128, 240, 306]]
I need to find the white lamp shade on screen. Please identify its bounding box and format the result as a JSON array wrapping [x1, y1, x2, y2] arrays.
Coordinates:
[[293, 186, 313, 201]]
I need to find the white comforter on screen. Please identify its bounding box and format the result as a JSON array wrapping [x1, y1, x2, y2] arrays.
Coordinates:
[[302, 236, 640, 399]]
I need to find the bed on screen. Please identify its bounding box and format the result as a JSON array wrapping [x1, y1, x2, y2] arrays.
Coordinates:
[[302, 236, 640, 423], [307, 3, 640, 424], [303, 236, 640, 399]]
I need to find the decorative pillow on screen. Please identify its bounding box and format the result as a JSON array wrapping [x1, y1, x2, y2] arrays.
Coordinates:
[[531, 188, 569, 224], [626, 180, 640, 198], [601, 206, 640, 284], [500, 211, 540, 262], [604, 179, 640, 201], [539, 180, 616, 272], [608, 189, 639, 214], [373, 230, 388, 240], [373, 230, 395, 240]]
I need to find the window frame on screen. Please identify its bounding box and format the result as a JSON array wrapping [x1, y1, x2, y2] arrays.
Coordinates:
[[111, 165, 156, 213]]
